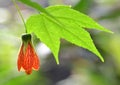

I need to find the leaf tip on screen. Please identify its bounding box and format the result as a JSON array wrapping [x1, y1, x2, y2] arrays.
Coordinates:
[[95, 51, 104, 62], [98, 54, 104, 62], [104, 29, 114, 34], [55, 57, 60, 65], [56, 61, 60, 65], [101, 57, 104, 62], [53, 53, 60, 65]]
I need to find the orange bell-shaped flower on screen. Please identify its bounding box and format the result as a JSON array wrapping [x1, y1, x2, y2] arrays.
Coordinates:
[[17, 34, 40, 75]]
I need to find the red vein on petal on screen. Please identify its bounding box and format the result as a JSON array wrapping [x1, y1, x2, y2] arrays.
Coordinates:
[[22, 43, 34, 74]]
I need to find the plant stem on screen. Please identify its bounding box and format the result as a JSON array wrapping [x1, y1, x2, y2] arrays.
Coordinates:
[[12, 0, 27, 33]]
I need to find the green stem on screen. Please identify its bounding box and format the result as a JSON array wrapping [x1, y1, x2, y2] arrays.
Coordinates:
[[18, 0, 54, 19], [12, 0, 27, 33]]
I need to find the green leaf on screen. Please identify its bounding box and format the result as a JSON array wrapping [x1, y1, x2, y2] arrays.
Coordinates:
[[46, 5, 112, 33], [26, 5, 112, 64]]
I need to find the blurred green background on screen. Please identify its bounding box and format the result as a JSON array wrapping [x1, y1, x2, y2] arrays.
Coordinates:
[[0, 0, 120, 85]]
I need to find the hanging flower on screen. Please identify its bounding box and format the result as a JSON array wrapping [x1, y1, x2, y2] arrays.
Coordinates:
[[17, 34, 40, 75]]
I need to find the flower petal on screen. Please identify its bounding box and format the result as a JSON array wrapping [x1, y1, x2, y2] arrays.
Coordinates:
[[17, 43, 24, 71], [32, 53, 40, 70], [22, 43, 34, 71]]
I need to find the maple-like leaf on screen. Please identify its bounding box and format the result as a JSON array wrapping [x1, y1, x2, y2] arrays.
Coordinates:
[[19, 0, 112, 64]]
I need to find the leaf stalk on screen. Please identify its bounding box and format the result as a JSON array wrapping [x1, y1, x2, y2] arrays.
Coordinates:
[[12, 0, 27, 33]]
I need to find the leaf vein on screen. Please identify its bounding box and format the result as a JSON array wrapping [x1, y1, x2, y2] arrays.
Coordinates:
[[41, 16, 55, 47], [43, 15, 93, 49]]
